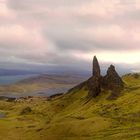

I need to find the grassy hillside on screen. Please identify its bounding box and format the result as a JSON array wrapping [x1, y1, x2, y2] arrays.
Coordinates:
[[0, 74, 87, 97], [0, 73, 140, 140]]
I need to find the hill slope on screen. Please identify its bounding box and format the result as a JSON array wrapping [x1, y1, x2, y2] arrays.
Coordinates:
[[0, 73, 140, 140], [0, 74, 87, 97]]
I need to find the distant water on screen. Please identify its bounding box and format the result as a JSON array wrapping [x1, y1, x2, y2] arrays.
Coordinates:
[[0, 74, 38, 85]]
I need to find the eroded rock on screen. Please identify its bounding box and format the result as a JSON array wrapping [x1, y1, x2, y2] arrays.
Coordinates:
[[102, 65, 124, 90], [69, 56, 124, 99], [93, 56, 100, 77], [88, 56, 101, 97], [87, 76, 101, 97], [88, 58, 124, 98]]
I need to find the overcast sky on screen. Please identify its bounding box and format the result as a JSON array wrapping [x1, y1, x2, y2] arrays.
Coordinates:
[[0, 0, 140, 74]]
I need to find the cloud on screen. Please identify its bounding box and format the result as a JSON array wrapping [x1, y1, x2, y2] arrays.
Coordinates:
[[0, 0, 139, 73]]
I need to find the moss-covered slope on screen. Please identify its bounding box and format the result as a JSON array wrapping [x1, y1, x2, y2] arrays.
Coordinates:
[[0, 74, 140, 140]]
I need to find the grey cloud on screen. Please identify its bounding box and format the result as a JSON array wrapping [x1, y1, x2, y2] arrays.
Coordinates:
[[7, 0, 92, 10], [44, 25, 139, 53], [118, 9, 140, 21], [0, 0, 139, 73]]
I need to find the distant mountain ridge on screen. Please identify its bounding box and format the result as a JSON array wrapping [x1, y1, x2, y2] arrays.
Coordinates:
[[0, 68, 39, 76], [18, 74, 87, 85], [0, 73, 88, 97], [0, 68, 91, 76]]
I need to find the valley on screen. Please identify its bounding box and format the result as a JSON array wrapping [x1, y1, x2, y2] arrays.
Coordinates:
[[0, 73, 139, 140], [0, 57, 139, 140], [0, 74, 87, 97], [1, 0, 140, 139]]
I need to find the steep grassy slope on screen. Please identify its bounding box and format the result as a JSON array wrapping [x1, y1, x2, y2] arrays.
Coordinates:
[[0, 74, 140, 140]]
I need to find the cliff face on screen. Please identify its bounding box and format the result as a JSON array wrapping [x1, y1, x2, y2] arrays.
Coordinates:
[[87, 76, 101, 97]]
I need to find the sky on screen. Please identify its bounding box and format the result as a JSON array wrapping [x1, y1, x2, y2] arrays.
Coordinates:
[[0, 0, 140, 74]]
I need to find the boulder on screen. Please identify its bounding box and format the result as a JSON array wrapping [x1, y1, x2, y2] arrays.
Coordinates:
[[20, 107, 32, 115]]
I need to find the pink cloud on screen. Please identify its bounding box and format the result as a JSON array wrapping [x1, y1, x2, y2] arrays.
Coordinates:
[[0, 0, 139, 70], [0, 0, 15, 19]]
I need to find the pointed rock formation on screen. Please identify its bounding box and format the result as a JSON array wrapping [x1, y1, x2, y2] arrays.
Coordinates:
[[68, 56, 124, 99], [88, 56, 101, 97], [93, 56, 100, 77], [89, 58, 124, 98], [102, 65, 124, 90]]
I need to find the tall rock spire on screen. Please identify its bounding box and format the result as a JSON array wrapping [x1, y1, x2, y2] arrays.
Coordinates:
[[68, 56, 124, 99], [93, 56, 100, 77], [87, 56, 101, 97]]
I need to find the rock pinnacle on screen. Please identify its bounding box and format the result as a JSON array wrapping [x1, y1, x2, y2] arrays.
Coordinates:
[[93, 56, 100, 77]]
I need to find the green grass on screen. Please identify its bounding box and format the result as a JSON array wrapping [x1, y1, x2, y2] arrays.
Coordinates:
[[0, 74, 140, 140]]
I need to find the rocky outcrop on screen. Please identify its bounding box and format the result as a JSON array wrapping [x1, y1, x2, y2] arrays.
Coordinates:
[[93, 56, 100, 77], [20, 107, 32, 115], [88, 56, 101, 97], [102, 65, 124, 90], [87, 76, 101, 97], [87, 56, 124, 98], [68, 56, 124, 99]]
